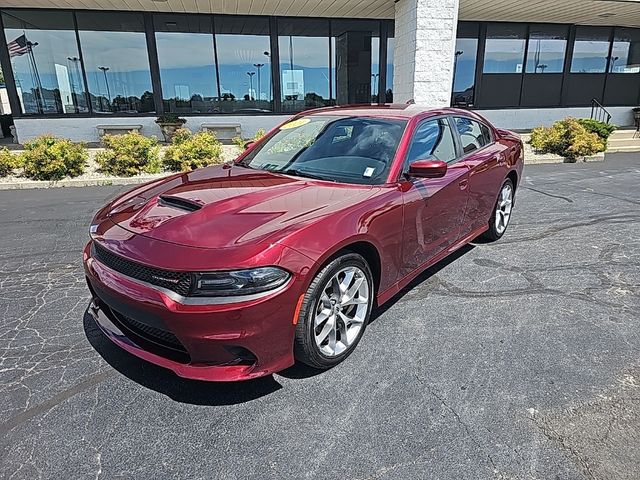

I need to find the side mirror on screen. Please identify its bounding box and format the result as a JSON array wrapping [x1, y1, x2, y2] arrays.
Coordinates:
[[244, 140, 256, 150], [407, 159, 448, 179]]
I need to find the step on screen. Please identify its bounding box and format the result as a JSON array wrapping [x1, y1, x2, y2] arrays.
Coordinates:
[[607, 139, 640, 148], [607, 145, 640, 153]]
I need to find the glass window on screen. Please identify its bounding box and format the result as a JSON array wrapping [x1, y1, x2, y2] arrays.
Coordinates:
[[526, 25, 568, 73], [610, 28, 640, 73], [406, 118, 457, 165], [2, 9, 88, 115], [331, 19, 380, 105], [454, 117, 491, 154], [452, 23, 479, 107], [386, 35, 394, 102], [571, 27, 611, 73], [76, 12, 154, 114], [240, 115, 407, 185], [155, 15, 219, 114], [279, 18, 331, 113], [214, 16, 272, 113], [483, 24, 526, 74]]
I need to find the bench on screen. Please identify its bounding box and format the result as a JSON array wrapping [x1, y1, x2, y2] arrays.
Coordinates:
[[201, 123, 241, 142], [96, 124, 143, 137]]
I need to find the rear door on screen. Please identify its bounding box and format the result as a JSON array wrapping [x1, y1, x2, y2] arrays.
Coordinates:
[[453, 116, 507, 237], [399, 116, 470, 278]]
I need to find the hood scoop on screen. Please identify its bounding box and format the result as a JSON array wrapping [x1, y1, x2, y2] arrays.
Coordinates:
[[158, 195, 203, 212]]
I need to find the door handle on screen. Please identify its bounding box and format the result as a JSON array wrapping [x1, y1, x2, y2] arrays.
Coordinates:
[[459, 178, 469, 190]]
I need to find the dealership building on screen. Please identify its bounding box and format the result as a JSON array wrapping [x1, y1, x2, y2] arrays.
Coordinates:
[[0, 0, 639, 143]]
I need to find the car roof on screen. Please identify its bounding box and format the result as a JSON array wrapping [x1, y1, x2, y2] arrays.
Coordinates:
[[301, 104, 480, 120]]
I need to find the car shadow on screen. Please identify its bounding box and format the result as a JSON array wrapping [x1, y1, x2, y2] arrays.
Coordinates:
[[369, 243, 475, 323], [83, 311, 283, 406]]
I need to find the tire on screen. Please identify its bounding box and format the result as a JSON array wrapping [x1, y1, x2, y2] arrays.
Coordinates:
[[481, 178, 515, 242], [294, 252, 374, 369]]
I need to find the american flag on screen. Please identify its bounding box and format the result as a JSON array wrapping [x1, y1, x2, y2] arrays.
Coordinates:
[[8, 34, 28, 57]]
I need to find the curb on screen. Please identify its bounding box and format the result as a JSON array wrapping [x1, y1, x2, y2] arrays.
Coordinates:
[[0, 175, 168, 190], [524, 152, 605, 165]]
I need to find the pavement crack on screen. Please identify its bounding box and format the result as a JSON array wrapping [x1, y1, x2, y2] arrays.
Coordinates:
[[521, 186, 573, 203], [0, 370, 115, 437]]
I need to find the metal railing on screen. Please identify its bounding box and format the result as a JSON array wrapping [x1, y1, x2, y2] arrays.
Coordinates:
[[590, 98, 612, 124]]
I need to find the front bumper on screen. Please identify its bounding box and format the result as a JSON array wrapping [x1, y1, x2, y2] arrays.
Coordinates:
[[84, 242, 304, 381]]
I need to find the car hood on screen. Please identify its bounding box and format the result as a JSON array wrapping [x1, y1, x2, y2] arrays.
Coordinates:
[[105, 165, 376, 249]]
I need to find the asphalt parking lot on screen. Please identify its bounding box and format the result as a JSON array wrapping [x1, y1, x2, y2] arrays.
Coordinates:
[[1, 153, 639, 480]]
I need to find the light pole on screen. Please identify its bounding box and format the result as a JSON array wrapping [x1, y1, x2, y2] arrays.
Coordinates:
[[98, 66, 111, 110], [253, 63, 264, 101], [609, 55, 620, 73], [246, 71, 256, 100], [371, 73, 379, 101]]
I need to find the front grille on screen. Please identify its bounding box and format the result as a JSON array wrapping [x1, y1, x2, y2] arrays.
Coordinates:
[[110, 308, 190, 363], [93, 242, 192, 296]]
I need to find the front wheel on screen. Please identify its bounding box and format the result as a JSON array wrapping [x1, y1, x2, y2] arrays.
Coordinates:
[[481, 178, 514, 242], [294, 253, 374, 369]]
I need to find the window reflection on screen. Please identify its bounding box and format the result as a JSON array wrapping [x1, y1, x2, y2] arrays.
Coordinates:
[[610, 28, 640, 73], [526, 25, 568, 73], [453, 40, 478, 105], [279, 18, 331, 113], [483, 24, 526, 73], [76, 13, 154, 114], [155, 15, 218, 114], [571, 27, 611, 73], [386, 36, 394, 102], [215, 16, 272, 113], [2, 10, 88, 114]]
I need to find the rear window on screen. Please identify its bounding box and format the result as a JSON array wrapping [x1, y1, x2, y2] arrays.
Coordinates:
[[454, 117, 492, 154]]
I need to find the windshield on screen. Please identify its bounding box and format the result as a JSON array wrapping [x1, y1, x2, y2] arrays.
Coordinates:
[[239, 115, 407, 185]]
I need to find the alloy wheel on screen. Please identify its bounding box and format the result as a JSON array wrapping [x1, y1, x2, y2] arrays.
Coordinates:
[[313, 266, 370, 357], [495, 183, 513, 235]]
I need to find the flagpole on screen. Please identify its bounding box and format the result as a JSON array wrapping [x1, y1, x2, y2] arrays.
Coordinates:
[[26, 38, 46, 113]]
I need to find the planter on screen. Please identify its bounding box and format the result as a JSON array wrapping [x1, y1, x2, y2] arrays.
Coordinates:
[[157, 122, 184, 143]]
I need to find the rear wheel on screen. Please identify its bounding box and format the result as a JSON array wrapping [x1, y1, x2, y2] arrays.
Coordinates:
[[481, 178, 514, 242], [294, 253, 373, 369]]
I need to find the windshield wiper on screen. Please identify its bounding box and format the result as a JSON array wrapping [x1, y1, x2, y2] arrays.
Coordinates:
[[280, 168, 332, 182]]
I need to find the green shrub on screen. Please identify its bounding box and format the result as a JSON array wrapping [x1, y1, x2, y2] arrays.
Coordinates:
[[96, 132, 161, 176], [232, 128, 266, 150], [162, 128, 223, 172], [576, 118, 616, 143], [530, 118, 605, 162], [0, 147, 21, 177], [20, 135, 87, 180]]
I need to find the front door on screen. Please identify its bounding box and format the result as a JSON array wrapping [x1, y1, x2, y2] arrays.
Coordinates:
[[400, 117, 470, 278]]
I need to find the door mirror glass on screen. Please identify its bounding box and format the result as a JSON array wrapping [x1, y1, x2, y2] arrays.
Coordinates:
[[408, 160, 448, 178]]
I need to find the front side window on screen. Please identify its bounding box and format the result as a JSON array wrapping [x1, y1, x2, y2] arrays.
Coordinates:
[[571, 27, 611, 73], [406, 118, 457, 166], [2, 9, 88, 115], [76, 12, 154, 114], [454, 117, 491, 154], [240, 115, 407, 185]]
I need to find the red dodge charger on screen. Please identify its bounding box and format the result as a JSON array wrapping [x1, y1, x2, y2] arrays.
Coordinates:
[[84, 105, 523, 381]]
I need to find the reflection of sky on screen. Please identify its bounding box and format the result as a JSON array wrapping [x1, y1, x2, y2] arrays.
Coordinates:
[[453, 38, 477, 92]]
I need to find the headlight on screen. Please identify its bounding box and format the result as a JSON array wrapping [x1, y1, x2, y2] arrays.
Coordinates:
[[192, 267, 290, 297]]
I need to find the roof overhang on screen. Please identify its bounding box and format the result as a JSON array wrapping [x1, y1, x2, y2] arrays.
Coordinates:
[[0, 0, 639, 27]]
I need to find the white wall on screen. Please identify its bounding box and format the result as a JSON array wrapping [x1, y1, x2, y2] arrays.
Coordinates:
[[394, 0, 460, 106], [13, 115, 293, 143], [476, 107, 637, 130]]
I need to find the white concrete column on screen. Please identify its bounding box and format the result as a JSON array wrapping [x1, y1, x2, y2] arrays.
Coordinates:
[[393, 0, 460, 106]]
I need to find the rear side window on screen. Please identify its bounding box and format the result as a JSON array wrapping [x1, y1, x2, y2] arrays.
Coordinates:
[[454, 117, 492, 154], [406, 118, 457, 166]]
